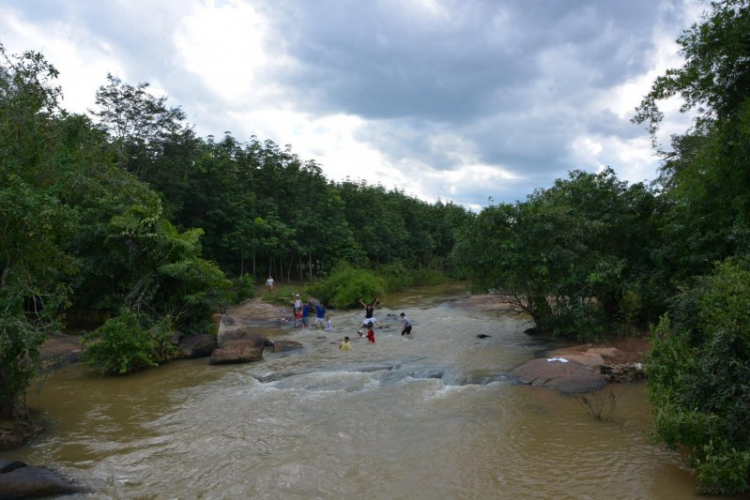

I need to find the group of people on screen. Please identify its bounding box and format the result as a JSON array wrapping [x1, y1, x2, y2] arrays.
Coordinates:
[[292, 293, 331, 330], [284, 289, 412, 349], [339, 297, 412, 350]]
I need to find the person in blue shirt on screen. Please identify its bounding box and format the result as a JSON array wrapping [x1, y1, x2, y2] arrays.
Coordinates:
[[314, 302, 326, 329], [302, 302, 310, 329]]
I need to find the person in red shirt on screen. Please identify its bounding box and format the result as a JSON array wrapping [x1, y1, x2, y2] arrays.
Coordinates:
[[366, 325, 375, 344]]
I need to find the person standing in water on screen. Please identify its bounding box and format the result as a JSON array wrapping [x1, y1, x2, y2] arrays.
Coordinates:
[[339, 336, 352, 350], [359, 297, 380, 328], [365, 325, 376, 344], [314, 302, 326, 329], [400, 312, 412, 336]]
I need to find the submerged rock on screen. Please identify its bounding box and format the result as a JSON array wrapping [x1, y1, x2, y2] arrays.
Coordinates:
[[513, 358, 607, 394], [0, 464, 89, 498], [272, 340, 303, 353]]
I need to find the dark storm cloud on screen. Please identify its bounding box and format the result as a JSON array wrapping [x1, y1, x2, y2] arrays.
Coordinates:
[[262, 0, 684, 121]]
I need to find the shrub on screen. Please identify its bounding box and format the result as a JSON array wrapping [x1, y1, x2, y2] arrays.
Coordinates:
[[230, 274, 256, 304], [375, 263, 446, 292], [307, 264, 385, 309], [82, 309, 170, 375]]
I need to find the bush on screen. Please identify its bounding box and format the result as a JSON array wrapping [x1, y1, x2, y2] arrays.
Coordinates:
[[307, 264, 385, 309], [230, 274, 256, 304], [82, 309, 174, 375], [647, 257, 750, 494], [375, 263, 446, 292]]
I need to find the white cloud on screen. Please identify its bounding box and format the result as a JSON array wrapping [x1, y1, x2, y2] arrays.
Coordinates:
[[0, 11, 123, 114]]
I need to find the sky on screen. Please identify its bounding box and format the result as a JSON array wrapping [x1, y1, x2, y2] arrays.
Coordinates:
[[1, 0, 703, 210]]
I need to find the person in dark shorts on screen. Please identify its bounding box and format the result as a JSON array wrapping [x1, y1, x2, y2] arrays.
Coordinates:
[[400, 312, 412, 336]]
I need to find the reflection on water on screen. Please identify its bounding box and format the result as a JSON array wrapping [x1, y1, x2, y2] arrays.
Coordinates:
[[1, 283, 708, 498]]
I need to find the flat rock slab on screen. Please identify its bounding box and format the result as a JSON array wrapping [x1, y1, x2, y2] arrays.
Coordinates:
[[513, 358, 607, 394]]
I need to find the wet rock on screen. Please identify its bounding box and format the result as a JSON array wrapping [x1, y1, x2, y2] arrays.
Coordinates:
[[513, 358, 607, 394], [209, 316, 266, 365], [0, 460, 26, 474], [175, 334, 216, 359], [477, 334, 491, 339], [272, 340, 303, 353], [0, 465, 89, 499]]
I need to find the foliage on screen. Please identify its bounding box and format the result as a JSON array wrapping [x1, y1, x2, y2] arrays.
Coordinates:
[[376, 262, 446, 291], [230, 274, 256, 305], [647, 257, 750, 494], [82, 310, 179, 376], [82, 308, 171, 375], [633, 2, 750, 493], [453, 169, 659, 340], [0, 44, 76, 419], [307, 264, 385, 309]]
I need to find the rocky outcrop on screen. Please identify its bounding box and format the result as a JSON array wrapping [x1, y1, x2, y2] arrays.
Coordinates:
[[209, 315, 266, 365], [513, 342, 648, 393], [513, 358, 607, 394], [0, 462, 88, 499]]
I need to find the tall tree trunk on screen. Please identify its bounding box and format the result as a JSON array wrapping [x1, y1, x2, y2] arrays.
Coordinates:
[[308, 252, 313, 282]]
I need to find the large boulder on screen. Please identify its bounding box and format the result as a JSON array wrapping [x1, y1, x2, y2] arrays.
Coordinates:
[[0, 465, 88, 499], [209, 315, 266, 365], [176, 334, 216, 359], [513, 358, 607, 394]]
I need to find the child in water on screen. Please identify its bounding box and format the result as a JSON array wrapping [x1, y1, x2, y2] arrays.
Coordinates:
[[366, 325, 375, 344], [339, 336, 352, 350]]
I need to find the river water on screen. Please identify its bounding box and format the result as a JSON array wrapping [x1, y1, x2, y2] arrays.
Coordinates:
[[2, 284, 709, 499]]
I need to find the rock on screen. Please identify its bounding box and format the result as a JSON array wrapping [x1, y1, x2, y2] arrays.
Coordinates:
[[600, 362, 646, 383], [272, 340, 303, 353], [170, 330, 185, 346], [477, 334, 491, 339], [513, 358, 607, 394], [175, 334, 216, 359], [0, 465, 89, 499], [0, 460, 26, 474], [209, 315, 266, 365]]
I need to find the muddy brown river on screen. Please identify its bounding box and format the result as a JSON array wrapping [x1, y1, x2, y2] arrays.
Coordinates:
[[1, 284, 711, 498]]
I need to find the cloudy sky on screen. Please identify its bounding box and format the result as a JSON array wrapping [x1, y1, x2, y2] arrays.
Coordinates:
[[2, 0, 702, 210]]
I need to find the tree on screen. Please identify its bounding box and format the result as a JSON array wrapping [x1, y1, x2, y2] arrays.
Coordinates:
[[0, 45, 74, 418], [634, 1, 750, 493], [453, 169, 659, 339], [648, 258, 750, 494]]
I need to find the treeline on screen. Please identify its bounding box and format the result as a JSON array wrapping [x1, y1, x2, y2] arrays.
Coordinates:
[[91, 74, 472, 282], [455, 0, 750, 493], [0, 45, 470, 418]]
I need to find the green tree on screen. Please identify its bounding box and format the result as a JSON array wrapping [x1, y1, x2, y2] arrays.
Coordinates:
[[454, 169, 659, 339], [0, 45, 75, 418], [648, 258, 750, 494]]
